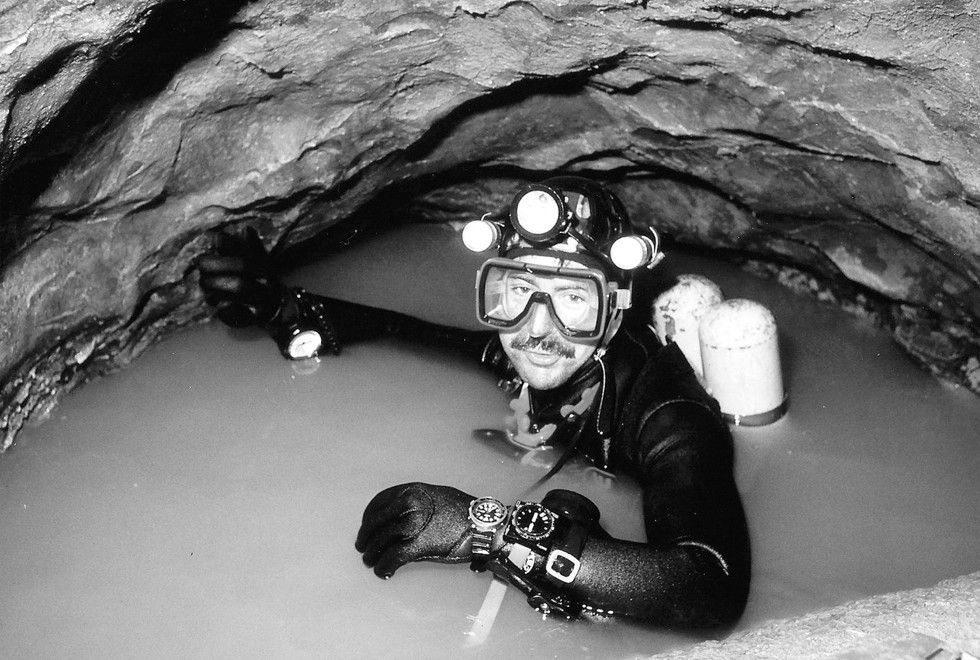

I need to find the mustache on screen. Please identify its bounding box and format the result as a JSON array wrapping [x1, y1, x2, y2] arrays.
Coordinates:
[[509, 333, 576, 359]]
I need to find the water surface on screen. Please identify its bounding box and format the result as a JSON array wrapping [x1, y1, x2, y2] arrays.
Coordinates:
[[1, 225, 977, 659]]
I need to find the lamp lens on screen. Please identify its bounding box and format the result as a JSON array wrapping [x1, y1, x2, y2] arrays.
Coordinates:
[[609, 236, 652, 270], [515, 190, 561, 236], [462, 220, 499, 252]]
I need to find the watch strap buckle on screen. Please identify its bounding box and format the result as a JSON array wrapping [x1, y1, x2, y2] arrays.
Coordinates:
[[545, 548, 581, 584]]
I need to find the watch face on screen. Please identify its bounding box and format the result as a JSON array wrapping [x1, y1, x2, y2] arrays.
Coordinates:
[[287, 329, 323, 360], [469, 497, 507, 526], [511, 503, 555, 541]]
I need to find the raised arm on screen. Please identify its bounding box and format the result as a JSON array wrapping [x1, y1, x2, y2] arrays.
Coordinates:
[[196, 228, 496, 363]]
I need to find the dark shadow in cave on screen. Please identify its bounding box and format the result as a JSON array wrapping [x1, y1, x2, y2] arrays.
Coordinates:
[[404, 54, 627, 162], [0, 0, 251, 264]]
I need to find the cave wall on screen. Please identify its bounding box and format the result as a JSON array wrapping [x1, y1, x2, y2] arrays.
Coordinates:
[[2, 0, 980, 452]]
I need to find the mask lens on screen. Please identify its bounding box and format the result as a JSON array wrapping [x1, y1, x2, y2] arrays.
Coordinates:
[[478, 261, 604, 337], [549, 277, 600, 331]]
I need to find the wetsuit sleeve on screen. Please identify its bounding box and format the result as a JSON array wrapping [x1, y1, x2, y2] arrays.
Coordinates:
[[567, 400, 751, 627], [284, 290, 496, 364]]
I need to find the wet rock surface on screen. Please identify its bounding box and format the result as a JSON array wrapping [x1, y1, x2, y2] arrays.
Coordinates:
[[2, 1, 979, 444], [649, 571, 980, 660]]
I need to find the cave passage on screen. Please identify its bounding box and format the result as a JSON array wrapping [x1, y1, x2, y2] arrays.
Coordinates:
[[0, 224, 977, 659]]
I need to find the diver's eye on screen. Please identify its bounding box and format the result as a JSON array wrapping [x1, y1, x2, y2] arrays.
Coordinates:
[[555, 290, 587, 307]]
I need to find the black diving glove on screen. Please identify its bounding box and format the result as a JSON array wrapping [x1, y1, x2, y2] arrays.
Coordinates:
[[355, 482, 473, 579], [197, 226, 285, 328]]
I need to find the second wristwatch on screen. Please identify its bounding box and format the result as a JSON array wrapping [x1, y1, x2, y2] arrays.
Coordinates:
[[467, 497, 508, 572]]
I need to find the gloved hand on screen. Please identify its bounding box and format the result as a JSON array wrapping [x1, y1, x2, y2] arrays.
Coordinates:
[[197, 226, 284, 328], [355, 482, 474, 579]]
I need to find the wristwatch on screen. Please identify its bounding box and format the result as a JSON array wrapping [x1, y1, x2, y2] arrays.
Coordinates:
[[503, 501, 556, 556], [275, 288, 340, 360], [467, 497, 508, 572], [279, 324, 324, 360]]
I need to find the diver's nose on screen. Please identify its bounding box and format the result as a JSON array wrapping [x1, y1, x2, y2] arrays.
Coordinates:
[[527, 301, 555, 338]]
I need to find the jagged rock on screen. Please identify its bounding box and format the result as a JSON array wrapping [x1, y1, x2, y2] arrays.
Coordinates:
[[1, 0, 979, 453]]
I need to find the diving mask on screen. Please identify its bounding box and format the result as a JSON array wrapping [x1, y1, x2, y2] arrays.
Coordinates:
[[476, 257, 631, 339]]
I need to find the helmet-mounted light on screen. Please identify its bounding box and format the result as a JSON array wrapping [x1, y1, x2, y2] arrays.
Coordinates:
[[509, 184, 569, 243], [463, 179, 665, 283], [608, 233, 661, 271], [461, 215, 502, 253]]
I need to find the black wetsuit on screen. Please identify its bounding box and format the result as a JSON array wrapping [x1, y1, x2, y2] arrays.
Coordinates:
[[299, 294, 751, 628]]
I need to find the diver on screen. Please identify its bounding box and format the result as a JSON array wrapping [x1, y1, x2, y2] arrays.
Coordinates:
[[197, 176, 751, 627]]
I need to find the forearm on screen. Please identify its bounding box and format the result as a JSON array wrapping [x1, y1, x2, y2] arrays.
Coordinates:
[[485, 400, 750, 626], [568, 535, 747, 627], [279, 289, 493, 362], [486, 520, 747, 627]]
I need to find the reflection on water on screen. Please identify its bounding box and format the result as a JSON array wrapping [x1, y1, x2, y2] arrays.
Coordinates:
[[1, 232, 979, 659]]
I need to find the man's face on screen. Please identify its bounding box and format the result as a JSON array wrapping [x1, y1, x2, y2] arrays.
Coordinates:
[[496, 256, 604, 390]]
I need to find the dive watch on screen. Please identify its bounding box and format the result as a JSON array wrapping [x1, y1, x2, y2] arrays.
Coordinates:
[[504, 501, 556, 556], [274, 287, 340, 360], [280, 324, 324, 360], [467, 496, 508, 572]]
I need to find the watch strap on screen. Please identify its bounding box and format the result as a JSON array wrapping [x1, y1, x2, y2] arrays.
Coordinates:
[[488, 492, 600, 618], [545, 519, 588, 585], [469, 529, 495, 572], [468, 497, 507, 572]]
